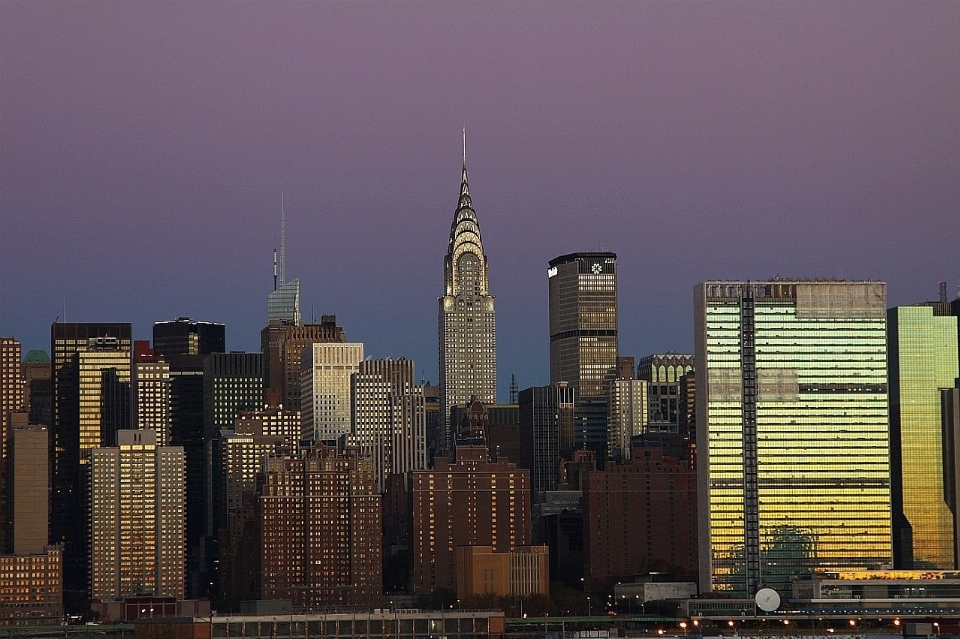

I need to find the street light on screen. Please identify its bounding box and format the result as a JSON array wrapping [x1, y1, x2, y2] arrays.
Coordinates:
[[587, 597, 591, 617], [680, 622, 688, 636]]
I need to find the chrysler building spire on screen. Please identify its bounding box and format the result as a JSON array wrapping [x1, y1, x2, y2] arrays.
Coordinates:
[[439, 138, 497, 455]]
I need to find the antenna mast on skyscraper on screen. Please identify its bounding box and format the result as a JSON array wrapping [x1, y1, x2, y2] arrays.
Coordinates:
[[463, 126, 466, 165], [280, 191, 286, 285], [509, 373, 518, 404]]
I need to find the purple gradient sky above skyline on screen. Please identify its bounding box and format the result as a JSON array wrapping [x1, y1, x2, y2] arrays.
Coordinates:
[[1, 1, 958, 398]]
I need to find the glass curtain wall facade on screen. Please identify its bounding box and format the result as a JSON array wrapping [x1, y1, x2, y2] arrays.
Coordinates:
[[889, 304, 960, 569], [695, 280, 890, 596], [548, 252, 617, 399]]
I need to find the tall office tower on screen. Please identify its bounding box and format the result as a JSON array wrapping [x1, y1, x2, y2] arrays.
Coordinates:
[[439, 146, 497, 456], [349, 358, 426, 491], [410, 444, 532, 594], [0, 337, 23, 552], [218, 407, 298, 607], [131, 341, 172, 444], [153, 317, 225, 358], [201, 352, 261, 602], [203, 353, 264, 437], [519, 384, 576, 501], [889, 303, 960, 569], [582, 446, 698, 592], [1, 338, 23, 458], [267, 194, 301, 327], [88, 430, 185, 601], [300, 342, 363, 444], [261, 315, 346, 409], [51, 326, 132, 608], [695, 280, 890, 596], [152, 318, 223, 599], [607, 379, 648, 462], [260, 445, 382, 609], [7, 423, 48, 555], [22, 350, 51, 428], [548, 252, 618, 399], [637, 353, 695, 434]]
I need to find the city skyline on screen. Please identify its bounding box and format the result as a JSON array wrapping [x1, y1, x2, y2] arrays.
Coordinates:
[[2, 2, 959, 402]]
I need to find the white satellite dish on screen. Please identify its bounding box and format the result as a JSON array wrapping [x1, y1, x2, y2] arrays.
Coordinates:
[[755, 587, 781, 612]]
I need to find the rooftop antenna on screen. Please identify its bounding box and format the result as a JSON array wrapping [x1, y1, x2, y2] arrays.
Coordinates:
[[463, 126, 466, 165], [279, 191, 286, 285], [940, 281, 948, 304], [273, 246, 278, 291], [509, 373, 518, 404]]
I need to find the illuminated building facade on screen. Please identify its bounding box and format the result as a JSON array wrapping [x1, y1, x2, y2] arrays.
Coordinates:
[[889, 303, 960, 569], [349, 358, 427, 491], [259, 446, 381, 609], [300, 342, 363, 444], [695, 280, 890, 596], [548, 252, 618, 399], [410, 445, 531, 594], [607, 379, 648, 462], [261, 316, 346, 409], [439, 150, 497, 455], [132, 343, 172, 444], [88, 430, 185, 601]]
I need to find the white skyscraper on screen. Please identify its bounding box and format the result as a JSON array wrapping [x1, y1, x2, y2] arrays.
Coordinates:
[[301, 342, 363, 443]]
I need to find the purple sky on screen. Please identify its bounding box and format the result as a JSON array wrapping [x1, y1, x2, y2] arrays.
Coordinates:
[[2, 1, 958, 398]]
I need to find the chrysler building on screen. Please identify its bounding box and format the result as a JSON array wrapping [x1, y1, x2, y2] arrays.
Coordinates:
[[438, 134, 497, 454]]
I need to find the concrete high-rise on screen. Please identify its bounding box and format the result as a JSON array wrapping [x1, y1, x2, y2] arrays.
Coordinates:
[[300, 342, 363, 444], [88, 429, 185, 601], [695, 280, 890, 596], [261, 315, 346, 409], [439, 143, 497, 455], [218, 406, 299, 607], [607, 379, 648, 462], [548, 252, 618, 399], [0, 337, 23, 553], [349, 358, 426, 491], [889, 303, 960, 569], [7, 423, 48, 555], [132, 342, 172, 444]]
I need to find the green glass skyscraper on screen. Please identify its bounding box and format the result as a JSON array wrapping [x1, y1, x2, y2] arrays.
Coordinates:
[[889, 303, 960, 569], [695, 280, 891, 596]]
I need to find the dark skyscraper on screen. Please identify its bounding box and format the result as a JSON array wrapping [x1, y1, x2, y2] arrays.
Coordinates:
[[49, 322, 131, 609], [152, 317, 224, 599], [519, 384, 576, 501], [548, 252, 618, 399], [439, 137, 497, 456], [153, 317, 225, 358]]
